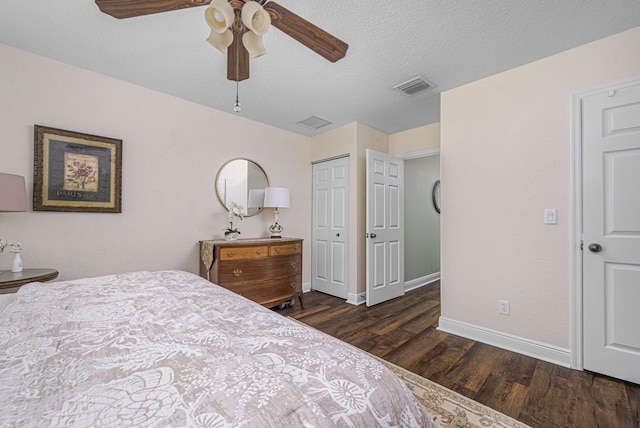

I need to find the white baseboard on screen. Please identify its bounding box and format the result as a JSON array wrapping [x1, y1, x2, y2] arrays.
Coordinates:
[[340, 273, 439, 306], [346, 292, 366, 306], [302, 282, 311, 293], [438, 317, 572, 368], [405, 272, 440, 292]]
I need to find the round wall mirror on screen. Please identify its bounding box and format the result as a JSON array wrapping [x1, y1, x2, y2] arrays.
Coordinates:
[[216, 159, 269, 217]]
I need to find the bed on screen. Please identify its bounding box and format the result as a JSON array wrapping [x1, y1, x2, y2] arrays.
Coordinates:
[[0, 270, 435, 427]]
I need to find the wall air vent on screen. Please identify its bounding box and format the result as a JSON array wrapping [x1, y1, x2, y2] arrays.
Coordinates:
[[296, 115, 333, 130], [393, 75, 436, 96]]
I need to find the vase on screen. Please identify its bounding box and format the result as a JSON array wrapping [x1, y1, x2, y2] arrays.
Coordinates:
[[11, 253, 23, 273], [225, 232, 239, 241]]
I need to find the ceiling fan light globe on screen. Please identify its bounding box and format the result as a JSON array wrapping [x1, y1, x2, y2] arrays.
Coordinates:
[[241, 1, 271, 35], [242, 31, 267, 59], [207, 29, 233, 53], [205, 0, 234, 33]]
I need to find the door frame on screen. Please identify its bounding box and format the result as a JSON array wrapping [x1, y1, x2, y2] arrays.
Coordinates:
[[570, 78, 640, 370]]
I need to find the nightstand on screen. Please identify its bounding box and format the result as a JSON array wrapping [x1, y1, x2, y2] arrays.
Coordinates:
[[0, 268, 58, 294]]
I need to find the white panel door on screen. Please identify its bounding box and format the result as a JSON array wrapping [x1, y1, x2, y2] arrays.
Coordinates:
[[312, 157, 349, 299], [366, 149, 404, 306], [583, 82, 640, 384]]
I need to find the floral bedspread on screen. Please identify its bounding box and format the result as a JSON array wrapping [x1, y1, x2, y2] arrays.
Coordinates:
[[0, 270, 435, 427]]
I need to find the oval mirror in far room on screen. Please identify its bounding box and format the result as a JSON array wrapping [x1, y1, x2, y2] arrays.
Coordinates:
[[216, 159, 269, 216]]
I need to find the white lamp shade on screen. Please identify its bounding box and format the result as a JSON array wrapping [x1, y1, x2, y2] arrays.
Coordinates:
[[205, 0, 235, 33], [248, 188, 265, 208], [241, 1, 271, 35], [242, 31, 267, 58], [0, 173, 28, 212], [207, 28, 233, 53], [263, 187, 290, 208]]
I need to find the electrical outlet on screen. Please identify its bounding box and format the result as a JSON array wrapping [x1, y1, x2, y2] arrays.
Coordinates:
[[499, 300, 510, 315]]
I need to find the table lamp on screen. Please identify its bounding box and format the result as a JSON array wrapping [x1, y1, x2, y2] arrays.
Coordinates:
[[0, 173, 28, 213], [263, 187, 289, 238]]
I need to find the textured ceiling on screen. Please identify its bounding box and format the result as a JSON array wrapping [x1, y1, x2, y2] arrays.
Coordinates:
[[2, 1, 640, 137]]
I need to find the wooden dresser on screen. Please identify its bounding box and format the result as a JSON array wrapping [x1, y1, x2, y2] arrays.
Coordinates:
[[199, 238, 303, 309]]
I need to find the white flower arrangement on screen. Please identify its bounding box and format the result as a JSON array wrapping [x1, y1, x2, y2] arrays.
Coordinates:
[[224, 202, 245, 236], [0, 240, 22, 253]]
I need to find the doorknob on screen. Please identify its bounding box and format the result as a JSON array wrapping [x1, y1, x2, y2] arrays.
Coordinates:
[[588, 243, 602, 253], [370, 233, 377, 238], [336, 233, 340, 237]]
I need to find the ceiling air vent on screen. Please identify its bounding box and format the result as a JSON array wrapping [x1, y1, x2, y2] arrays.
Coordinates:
[[393, 76, 435, 96], [296, 115, 333, 130]]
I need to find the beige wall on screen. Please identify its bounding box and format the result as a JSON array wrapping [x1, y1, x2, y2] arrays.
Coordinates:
[[389, 122, 441, 156], [0, 44, 312, 282], [440, 26, 640, 352]]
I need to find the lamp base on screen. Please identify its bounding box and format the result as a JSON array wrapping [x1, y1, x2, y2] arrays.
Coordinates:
[[268, 222, 284, 239]]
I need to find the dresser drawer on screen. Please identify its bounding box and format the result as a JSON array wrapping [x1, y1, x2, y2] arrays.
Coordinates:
[[218, 254, 302, 284], [230, 274, 301, 305], [218, 246, 268, 260], [269, 242, 302, 256]]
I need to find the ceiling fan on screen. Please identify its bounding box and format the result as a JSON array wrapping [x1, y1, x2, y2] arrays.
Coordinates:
[[94, 0, 349, 83]]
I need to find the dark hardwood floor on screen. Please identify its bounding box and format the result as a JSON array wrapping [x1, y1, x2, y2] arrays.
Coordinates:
[[275, 282, 640, 428]]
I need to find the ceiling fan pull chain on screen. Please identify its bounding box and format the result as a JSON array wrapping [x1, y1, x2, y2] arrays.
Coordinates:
[[234, 70, 241, 113]]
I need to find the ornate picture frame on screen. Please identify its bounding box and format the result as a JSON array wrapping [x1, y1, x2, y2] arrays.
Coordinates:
[[33, 125, 122, 213]]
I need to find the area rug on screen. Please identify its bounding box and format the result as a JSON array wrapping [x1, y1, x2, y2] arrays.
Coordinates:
[[286, 317, 529, 427], [372, 356, 531, 428]]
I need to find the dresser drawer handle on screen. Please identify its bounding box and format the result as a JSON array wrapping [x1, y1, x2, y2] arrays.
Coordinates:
[[256, 250, 263, 255], [227, 251, 235, 257], [232, 269, 242, 277], [295, 246, 300, 251], [275, 248, 282, 254], [290, 282, 296, 289], [290, 262, 297, 268]]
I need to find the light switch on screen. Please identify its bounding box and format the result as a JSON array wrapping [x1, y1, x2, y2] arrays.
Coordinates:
[[544, 209, 557, 225]]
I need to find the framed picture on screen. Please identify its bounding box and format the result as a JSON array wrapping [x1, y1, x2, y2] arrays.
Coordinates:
[[33, 125, 122, 213]]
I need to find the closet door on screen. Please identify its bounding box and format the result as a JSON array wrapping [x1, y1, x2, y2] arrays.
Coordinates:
[[312, 157, 349, 299]]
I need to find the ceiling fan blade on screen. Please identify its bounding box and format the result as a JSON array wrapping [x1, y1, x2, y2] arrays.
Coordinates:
[[227, 30, 250, 81], [265, 1, 348, 63], [95, 0, 212, 19]]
